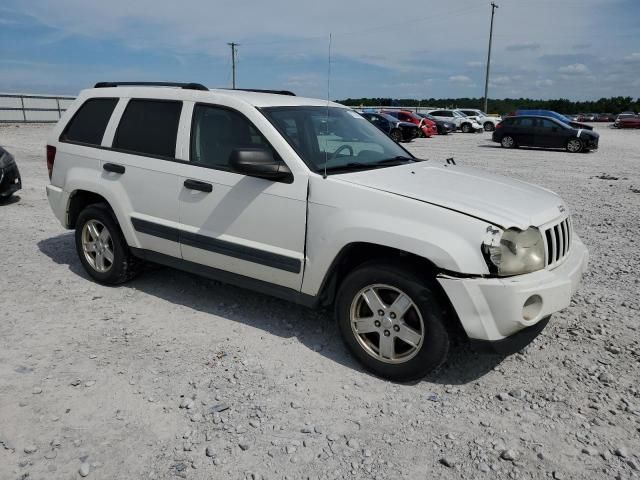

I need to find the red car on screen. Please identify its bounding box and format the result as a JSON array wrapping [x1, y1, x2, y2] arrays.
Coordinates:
[[615, 115, 640, 128], [381, 110, 437, 137]]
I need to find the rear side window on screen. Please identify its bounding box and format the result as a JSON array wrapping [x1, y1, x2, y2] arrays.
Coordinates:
[[60, 98, 118, 145], [113, 99, 182, 158]]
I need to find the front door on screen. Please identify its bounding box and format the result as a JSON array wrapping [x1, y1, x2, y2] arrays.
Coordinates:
[[178, 103, 308, 291]]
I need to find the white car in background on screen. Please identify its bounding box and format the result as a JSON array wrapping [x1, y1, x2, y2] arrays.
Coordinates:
[[426, 109, 483, 133], [456, 109, 502, 132]]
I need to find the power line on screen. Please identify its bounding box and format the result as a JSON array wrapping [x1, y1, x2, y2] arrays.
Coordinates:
[[483, 2, 498, 113], [227, 42, 239, 89]]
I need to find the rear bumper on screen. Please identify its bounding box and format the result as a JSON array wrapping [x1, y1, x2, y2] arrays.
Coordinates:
[[46, 184, 69, 227], [437, 235, 588, 342]]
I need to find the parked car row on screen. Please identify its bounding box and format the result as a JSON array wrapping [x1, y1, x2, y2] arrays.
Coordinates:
[[613, 113, 640, 128], [358, 108, 500, 142]]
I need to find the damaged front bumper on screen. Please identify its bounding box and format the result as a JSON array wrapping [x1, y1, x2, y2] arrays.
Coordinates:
[[437, 235, 588, 343]]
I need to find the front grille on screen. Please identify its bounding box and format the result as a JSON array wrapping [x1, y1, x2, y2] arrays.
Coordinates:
[[543, 217, 572, 268]]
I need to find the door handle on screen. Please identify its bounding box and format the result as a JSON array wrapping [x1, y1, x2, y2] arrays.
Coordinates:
[[103, 163, 125, 174], [183, 179, 213, 193]]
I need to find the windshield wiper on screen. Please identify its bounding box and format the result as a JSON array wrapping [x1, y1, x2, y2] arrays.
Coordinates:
[[372, 156, 418, 165]]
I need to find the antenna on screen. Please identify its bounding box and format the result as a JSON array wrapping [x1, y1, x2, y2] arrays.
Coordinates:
[[323, 33, 332, 180]]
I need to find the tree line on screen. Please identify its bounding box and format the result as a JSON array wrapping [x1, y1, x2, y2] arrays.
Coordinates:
[[336, 96, 639, 115]]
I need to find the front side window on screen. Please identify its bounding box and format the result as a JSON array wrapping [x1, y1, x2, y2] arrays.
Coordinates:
[[113, 99, 182, 158], [190, 104, 272, 170], [262, 106, 414, 175], [61, 98, 118, 145]]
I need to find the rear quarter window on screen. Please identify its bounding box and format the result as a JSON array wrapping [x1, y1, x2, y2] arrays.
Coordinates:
[[60, 98, 118, 145], [113, 99, 182, 158]]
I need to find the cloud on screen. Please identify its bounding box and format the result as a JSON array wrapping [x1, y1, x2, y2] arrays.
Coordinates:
[[572, 43, 592, 50], [505, 42, 540, 52], [491, 75, 512, 85], [449, 75, 472, 83], [558, 63, 590, 75], [535, 79, 554, 87], [623, 52, 640, 63]]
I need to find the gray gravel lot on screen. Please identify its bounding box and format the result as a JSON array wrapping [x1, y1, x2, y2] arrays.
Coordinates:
[[1, 123, 639, 480]]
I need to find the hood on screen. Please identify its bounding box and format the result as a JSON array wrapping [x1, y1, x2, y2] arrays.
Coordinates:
[[335, 162, 566, 229]]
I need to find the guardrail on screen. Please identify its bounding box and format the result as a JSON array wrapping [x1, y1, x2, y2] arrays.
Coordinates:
[[0, 93, 76, 123]]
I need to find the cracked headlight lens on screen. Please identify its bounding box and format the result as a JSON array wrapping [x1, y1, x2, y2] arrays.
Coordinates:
[[483, 227, 545, 276]]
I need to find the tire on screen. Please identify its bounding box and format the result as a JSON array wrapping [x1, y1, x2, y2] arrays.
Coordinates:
[[75, 203, 141, 285], [335, 261, 450, 381], [566, 138, 583, 153], [389, 129, 402, 143], [461, 123, 472, 133], [483, 122, 495, 132], [500, 135, 516, 148]]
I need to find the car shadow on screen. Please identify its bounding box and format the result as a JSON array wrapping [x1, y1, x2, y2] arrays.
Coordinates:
[[0, 194, 21, 206], [477, 144, 594, 154], [37, 232, 507, 385]]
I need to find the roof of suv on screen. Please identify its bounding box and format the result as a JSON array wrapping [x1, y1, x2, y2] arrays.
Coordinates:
[[79, 85, 343, 109]]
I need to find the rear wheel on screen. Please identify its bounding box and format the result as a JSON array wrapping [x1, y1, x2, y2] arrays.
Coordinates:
[[75, 204, 141, 285], [484, 122, 495, 132], [501, 135, 516, 148], [566, 138, 583, 153], [461, 123, 472, 133], [389, 129, 402, 143], [336, 262, 450, 381]]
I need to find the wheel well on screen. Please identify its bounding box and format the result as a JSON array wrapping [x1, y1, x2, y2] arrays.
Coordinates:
[[317, 242, 466, 339], [318, 243, 436, 305], [67, 190, 111, 228]]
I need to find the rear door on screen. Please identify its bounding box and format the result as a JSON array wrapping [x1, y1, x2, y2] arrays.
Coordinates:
[[102, 98, 184, 258], [512, 117, 535, 146], [177, 103, 308, 290]]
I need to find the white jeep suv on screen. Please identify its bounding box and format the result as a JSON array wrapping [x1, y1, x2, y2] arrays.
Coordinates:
[[456, 109, 502, 132], [46, 82, 588, 381]]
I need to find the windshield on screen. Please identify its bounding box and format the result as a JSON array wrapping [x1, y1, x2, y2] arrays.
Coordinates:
[[261, 106, 415, 174]]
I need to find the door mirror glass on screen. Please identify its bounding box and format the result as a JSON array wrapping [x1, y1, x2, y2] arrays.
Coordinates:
[[230, 148, 293, 183]]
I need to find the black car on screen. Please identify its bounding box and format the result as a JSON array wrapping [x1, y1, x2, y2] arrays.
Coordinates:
[[359, 112, 419, 142], [492, 116, 599, 153], [0, 147, 22, 199], [417, 113, 455, 135]]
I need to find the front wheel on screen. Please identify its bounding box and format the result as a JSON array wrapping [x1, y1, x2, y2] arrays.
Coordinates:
[[336, 262, 450, 381], [484, 122, 495, 132], [566, 138, 583, 153], [75, 204, 141, 285], [389, 129, 402, 143], [461, 123, 472, 133]]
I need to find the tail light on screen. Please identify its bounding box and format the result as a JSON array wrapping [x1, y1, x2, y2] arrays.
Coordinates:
[[46, 145, 56, 180], [495, 123, 503, 129]]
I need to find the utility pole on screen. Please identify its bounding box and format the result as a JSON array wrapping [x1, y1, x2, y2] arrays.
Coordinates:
[[483, 2, 498, 113], [227, 42, 239, 89]]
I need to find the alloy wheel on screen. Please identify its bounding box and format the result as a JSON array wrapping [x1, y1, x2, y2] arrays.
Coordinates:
[[81, 219, 114, 273], [349, 284, 425, 364]]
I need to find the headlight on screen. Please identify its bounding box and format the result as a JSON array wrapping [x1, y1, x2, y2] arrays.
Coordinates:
[[482, 227, 545, 276]]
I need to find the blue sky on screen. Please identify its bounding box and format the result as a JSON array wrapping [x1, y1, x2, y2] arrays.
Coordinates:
[[1, 0, 639, 100]]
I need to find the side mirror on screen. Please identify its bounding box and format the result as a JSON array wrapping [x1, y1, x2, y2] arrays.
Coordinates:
[[230, 148, 293, 183]]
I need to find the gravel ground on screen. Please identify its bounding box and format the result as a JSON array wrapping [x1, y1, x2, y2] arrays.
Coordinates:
[[1, 123, 639, 480]]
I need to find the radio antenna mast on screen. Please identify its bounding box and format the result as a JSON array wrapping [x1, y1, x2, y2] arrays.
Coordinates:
[[323, 33, 332, 180]]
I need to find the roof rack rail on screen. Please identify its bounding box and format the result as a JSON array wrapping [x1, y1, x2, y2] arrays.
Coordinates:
[[220, 88, 296, 96], [94, 82, 209, 91]]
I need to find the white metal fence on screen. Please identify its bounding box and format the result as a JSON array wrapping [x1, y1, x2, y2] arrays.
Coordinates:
[[0, 93, 76, 123]]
